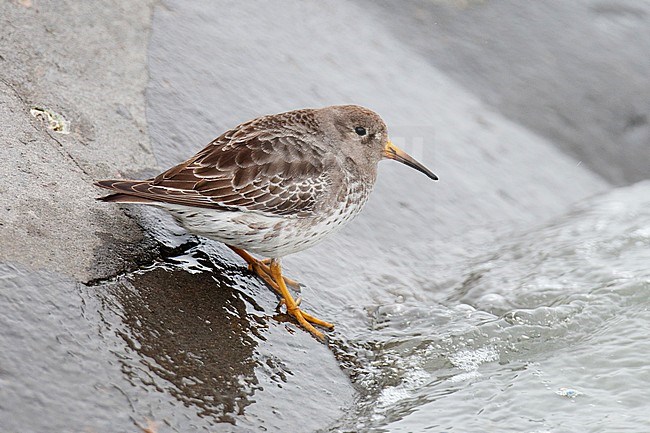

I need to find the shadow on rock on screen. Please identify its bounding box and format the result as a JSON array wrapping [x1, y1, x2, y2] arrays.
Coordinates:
[[98, 247, 269, 423]]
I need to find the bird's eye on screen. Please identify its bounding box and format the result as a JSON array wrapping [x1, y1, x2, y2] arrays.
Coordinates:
[[355, 126, 367, 136]]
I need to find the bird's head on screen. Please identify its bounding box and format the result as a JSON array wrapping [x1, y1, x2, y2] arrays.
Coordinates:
[[320, 105, 438, 181]]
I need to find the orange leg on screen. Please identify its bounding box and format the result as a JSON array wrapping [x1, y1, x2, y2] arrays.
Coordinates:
[[268, 258, 334, 340], [227, 246, 334, 339], [227, 246, 300, 289]]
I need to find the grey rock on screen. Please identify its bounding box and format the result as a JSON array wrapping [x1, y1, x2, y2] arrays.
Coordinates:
[[0, 0, 159, 282]]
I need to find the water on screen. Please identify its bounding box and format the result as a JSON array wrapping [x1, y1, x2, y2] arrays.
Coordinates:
[[328, 181, 650, 432]]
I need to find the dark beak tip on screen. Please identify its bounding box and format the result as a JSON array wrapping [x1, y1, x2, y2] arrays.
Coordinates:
[[401, 163, 439, 182], [384, 145, 438, 182]]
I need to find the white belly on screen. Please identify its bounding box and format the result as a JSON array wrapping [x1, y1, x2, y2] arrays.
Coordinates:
[[160, 203, 358, 257], [159, 176, 373, 257]]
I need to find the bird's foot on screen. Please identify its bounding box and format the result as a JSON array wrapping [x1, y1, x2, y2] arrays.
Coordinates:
[[283, 304, 334, 340], [257, 263, 334, 338], [268, 258, 334, 341], [295, 309, 335, 330]]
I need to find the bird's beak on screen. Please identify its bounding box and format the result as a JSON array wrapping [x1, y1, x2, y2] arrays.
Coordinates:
[[382, 140, 438, 180]]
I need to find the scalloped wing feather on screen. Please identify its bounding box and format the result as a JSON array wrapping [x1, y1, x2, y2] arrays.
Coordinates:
[[101, 110, 334, 217]]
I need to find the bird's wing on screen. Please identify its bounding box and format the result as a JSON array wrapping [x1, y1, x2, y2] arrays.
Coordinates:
[[100, 113, 334, 217]]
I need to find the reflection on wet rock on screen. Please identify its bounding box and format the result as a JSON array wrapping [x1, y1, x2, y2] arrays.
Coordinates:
[[105, 256, 264, 423]]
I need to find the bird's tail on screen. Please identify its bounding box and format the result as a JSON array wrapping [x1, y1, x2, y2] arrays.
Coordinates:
[[94, 179, 158, 204]]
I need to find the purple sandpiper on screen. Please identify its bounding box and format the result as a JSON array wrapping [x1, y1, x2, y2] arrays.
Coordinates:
[[96, 105, 437, 340]]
